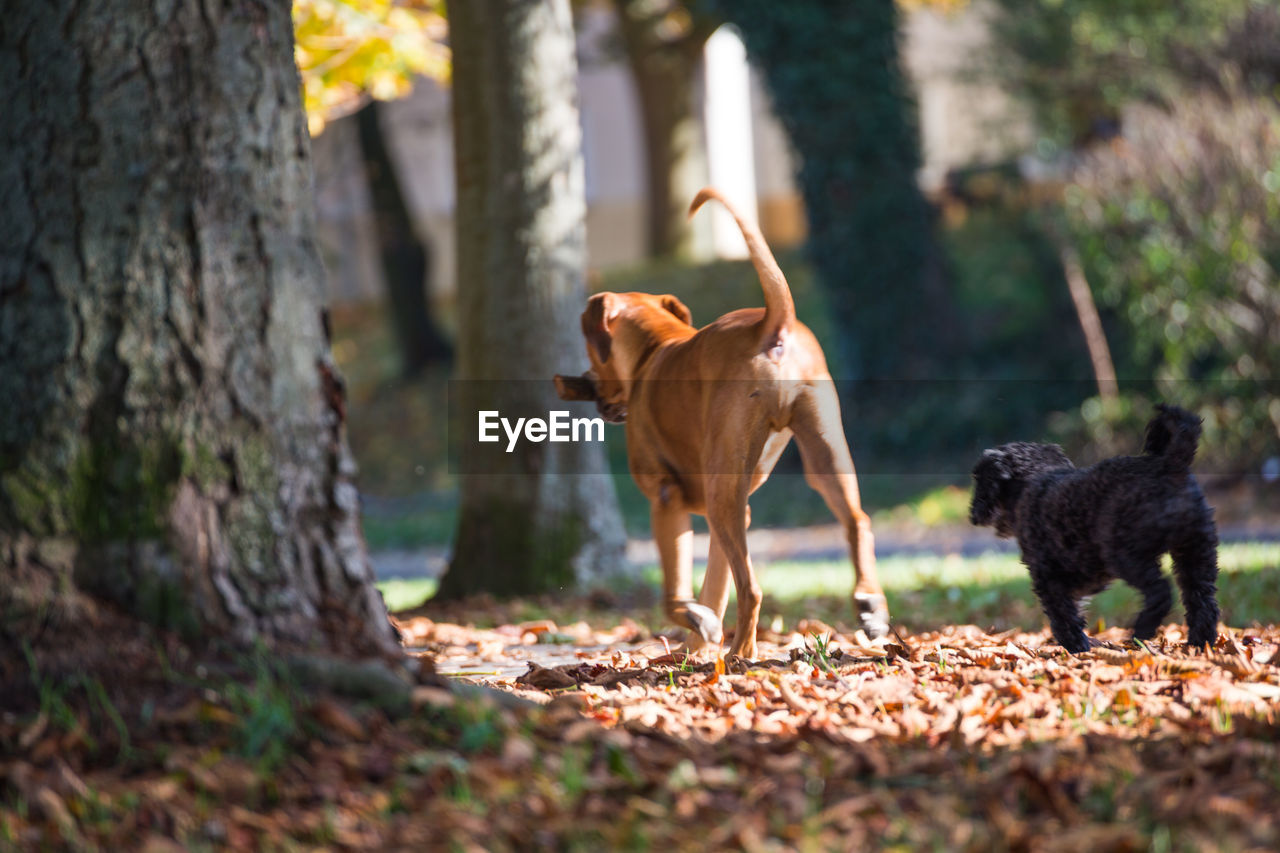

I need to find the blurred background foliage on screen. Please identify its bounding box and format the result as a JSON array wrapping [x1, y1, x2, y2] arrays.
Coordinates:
[[294, 0, 448, 134], [304, 0, 1280, 551], [986, 0, 1280, 469], [987, 0, 1278, 147], [1059, 93, 1280, 468]]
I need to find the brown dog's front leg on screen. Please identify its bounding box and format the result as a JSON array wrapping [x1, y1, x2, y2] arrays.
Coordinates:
[[687, 504, 751, 652], [705, 482, 760, 661], [692, 533, 732, 644], [652, 501, 723, 646]]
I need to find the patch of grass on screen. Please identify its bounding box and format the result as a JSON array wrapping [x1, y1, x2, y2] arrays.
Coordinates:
[[803, 631, 837, 673], [379, 577, 439, 612], [222, 652, 302, 773], [638, 542, 1280, 635], [873, 484, 973, 528], [83, 678, 133, 763], [19, 645, 139, 761], [22, 643, 85, 744], [415, 695, 509, 760], [392, 542, 1279, 640]]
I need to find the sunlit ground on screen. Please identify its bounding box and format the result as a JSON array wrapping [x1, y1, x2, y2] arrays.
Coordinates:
[[380, 542, 1280, 637]]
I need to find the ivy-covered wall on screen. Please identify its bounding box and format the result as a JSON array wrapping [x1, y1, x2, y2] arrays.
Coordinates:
[[706, 0, 957, 380]]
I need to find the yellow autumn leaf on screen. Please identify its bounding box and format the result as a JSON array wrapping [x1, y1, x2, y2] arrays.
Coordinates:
[[293, 0, 450, 135]]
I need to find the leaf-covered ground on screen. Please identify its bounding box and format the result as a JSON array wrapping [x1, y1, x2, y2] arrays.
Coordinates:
[[3, 598, 1279, 851], [401, 606, 1280, 850]]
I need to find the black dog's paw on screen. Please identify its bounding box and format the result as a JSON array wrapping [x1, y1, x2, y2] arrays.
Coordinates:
[[1185, 629, 1218, 652], [1052, 633, 1095, 654]]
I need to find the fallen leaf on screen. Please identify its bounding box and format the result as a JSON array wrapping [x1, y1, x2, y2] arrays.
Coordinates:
[[515, 662, 578, 690], [311, 699, 367, 740]]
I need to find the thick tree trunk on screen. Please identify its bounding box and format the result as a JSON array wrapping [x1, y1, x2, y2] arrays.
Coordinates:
[[355, 100, 453, 378], [0, 0, 398, 655], [439, 0, 627, 599], [614, 0, 711, 259]]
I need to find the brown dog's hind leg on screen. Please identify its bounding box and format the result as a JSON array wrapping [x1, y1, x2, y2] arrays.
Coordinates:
[[790, 387, 890, 639], [652, 500, 722, 647], [704, 479, 761, 660]]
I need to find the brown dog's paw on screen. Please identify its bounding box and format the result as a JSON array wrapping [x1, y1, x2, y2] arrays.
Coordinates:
[[854, 592, 890, 640], [682, 602, 724, 646]]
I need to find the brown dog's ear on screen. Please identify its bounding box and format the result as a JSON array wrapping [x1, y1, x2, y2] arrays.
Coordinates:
[[661, 295, 692, 326], [553, 373, 598, 402], [582, 293, 620, 363]]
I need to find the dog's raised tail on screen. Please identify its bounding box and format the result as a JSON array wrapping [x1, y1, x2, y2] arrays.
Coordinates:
[[688, 187, 795, 346], [1143, 404, 1202, 471]]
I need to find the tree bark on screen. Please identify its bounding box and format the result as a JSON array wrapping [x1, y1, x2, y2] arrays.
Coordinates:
[[614, 0, 714, 259], [438, 0, 627, 599], [0, 0, 398, 655], [355, 99, 453, 378]]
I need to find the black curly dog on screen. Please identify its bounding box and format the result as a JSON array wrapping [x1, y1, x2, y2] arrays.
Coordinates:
[[969, 405, 1220, 653]]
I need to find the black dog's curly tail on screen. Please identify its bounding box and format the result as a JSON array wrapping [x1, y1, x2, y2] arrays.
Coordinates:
[[1143, 404, 1202, 471]]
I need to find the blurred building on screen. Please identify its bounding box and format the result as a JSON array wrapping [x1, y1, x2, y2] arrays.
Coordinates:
[[312, 2, 1030, 305]]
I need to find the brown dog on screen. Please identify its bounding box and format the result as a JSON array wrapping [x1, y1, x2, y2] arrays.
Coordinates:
[[555, 187, 888, 659]]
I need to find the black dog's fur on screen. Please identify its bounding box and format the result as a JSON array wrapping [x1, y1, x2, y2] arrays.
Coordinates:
[[969, 405, 1219, 653]]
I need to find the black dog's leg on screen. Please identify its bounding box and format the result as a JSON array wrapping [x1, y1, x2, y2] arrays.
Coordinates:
[[1030, 568, 1090, 653], [1171, 529, 1220, 650], [1114, 558, 1172, 643]]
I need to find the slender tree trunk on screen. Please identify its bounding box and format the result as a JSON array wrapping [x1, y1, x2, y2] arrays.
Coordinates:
[[614, 0, 712, 259], [1053, 230, 1118, 401], [355, 100, 453, 378], [439, 0, 626, 599], [0, 0, 398, 655]]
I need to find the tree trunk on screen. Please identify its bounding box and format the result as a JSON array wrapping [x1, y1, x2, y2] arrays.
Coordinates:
[[1052, 229, 1118, 402], [355, 100, 453, 378], [438, 0, 627, 599], [614, 0, 713, 259], [0, 0, 398, 656]]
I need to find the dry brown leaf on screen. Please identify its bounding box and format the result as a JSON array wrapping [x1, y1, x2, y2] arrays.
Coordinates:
[[515, 662, 578, 690], [139, 835, 188, 853], [311, 699, 367, 741], [17, 713, 47, 751], [412, 686, 456, 710], [34, 787, 79, 842]]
